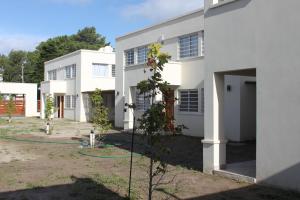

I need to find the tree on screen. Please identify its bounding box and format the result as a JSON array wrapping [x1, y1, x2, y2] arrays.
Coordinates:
[[90, 89, 111, 137], [1, 27, 109, 84], [6, 95, 16, 123], [128, 43, 183, 199], [45, 95, 54, 121]]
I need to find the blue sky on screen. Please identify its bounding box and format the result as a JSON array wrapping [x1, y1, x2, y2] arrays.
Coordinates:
[[0, 0, 203, 54]]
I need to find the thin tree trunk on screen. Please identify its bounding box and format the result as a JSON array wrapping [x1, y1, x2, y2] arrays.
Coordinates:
[[148, 155, 153, 200]]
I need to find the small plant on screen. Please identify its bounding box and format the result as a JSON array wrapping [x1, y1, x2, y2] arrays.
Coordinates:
[[6, 95, 16, 123], [90, 89, 111, 139], [44, 95, 55, 134]]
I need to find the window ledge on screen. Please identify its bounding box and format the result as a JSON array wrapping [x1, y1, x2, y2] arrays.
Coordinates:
[[176, 55, 204, 62], [209, 0, 239, 9], [178, 111, 204, 116]]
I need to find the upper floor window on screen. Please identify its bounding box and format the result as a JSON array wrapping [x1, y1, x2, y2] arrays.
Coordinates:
[[65, 64, 76, 79], [137, 46, 148, 64], [48, 70, 57, 80], [125, 49, 135, 66], [200, 31, 205, 57], [179, 33, 199, 59], [92, 63, 109, 77], [112, 65, 116, 77]]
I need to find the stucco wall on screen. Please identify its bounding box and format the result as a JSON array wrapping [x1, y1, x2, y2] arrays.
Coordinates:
[[0, 82, 38, 117], [115, 9, 205, 137], [204, 0, 300, 191]]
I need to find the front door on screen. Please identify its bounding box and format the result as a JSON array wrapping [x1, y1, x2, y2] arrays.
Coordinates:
[[164, 89, 175, 132], [57, 96, 64, 118]]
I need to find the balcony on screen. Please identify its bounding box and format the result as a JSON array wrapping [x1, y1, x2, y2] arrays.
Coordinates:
[[125, 61, 182, 87], [41, 80, 67, 94]]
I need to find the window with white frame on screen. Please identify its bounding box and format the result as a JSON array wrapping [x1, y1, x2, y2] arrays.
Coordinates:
[[125, 49, 135, 66], [65, 95, 76, 109], [179, 89, 199, 112], [137, 46, 148, 64], [72, 95, 76, 108], [65, 64, 76, 79], [136, 90, 151, 111], [112, 65, 116, 77], [65, 95, 71, 108], [179, 33, 199, 58], [48, 70, 57, 80], [200, 31, 205, 57], [92, 63, 109, 77], [200, 88, 204, 113]]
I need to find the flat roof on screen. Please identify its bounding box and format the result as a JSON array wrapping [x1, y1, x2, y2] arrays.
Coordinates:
[[116, 8, 204, 41]]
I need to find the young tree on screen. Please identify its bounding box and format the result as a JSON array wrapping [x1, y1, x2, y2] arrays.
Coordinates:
[[90, 89, 111, 138], [6, 95, 16, 123], [44, 95, 55, 134], [131, 43, 183, 199]]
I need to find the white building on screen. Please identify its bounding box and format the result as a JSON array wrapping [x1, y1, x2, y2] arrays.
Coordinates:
[[115, 9, 206, 137], [0, 82, 39, 117], [203, 0, 300, 192], [40, 46, 116, 122]]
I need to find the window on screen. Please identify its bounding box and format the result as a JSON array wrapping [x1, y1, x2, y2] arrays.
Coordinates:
[[179, 90, 199, 112], [112, 65, 116, 77], [65, 64, 76, 79], [48, 70, 57, 80], [179, 33, 199, 58], [136, 90, 151, 111], [65, 95, 76, 109], [72, 95, 76, 108], [137, 46, 148, 64], [65, 95, 71, 109], [200, 31, 205, 57], [125, 49, 135, 66], [92, 63, 109, 77], [72, 64, 76, 78], [200, 88, 204, 113]]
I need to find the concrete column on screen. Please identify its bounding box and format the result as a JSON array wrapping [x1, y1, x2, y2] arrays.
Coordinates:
[[203, 73, 227, 173], [124, 87, 134, 130]]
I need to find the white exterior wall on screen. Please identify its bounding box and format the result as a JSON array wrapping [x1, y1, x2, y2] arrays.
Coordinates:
[[0, 82, 38, 117], [41, 47, 115, 122], [115, 9, 205, 137], [224, 75, 256, 142], [204, 0, 300, 192]]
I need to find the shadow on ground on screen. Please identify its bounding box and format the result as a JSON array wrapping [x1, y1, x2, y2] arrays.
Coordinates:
[[161, 184, 300, 200], [101, 132, 256, 172], [0, 176, 125, 200]]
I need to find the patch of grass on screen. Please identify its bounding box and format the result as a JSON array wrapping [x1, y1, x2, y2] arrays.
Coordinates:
[[92, 173, 139, 200]]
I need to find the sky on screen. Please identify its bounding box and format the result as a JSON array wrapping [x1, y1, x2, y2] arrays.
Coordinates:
[[0, 0, 204, 55]]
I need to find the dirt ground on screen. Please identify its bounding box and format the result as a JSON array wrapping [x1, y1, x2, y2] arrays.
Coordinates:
[[0, 117, 299, 200]]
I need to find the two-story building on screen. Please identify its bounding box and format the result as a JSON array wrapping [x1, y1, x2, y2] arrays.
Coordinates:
[[115, 9, 206, 136], [40, 46, 116, 122]]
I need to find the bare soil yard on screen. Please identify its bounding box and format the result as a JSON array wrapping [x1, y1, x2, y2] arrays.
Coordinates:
[[0, 118, 299, 200]]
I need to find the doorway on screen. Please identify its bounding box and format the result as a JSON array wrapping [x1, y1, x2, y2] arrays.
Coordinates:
[[164, 89, 175, 131], [57, 96, 64, 118]]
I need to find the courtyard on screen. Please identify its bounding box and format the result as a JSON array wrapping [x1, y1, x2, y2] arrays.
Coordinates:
[[0, 118, 299, 200]]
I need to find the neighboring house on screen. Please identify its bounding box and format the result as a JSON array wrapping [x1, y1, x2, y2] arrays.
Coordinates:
[[0, 82, 39, 117], [115, 9, 206, 137], [40, 46, 116, 122], [203, 0, 300, 192]]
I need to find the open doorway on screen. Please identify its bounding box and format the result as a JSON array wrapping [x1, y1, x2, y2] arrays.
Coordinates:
[[213, 69, 257, 182]]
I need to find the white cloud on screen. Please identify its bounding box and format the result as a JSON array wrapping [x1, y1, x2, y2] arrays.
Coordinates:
[[0, 34, 46, 55], [122, 0, 204, 22], [46, 0, 92, 5]]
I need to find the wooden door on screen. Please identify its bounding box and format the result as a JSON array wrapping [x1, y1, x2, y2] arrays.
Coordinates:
[[164, 89, 175, 132]]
